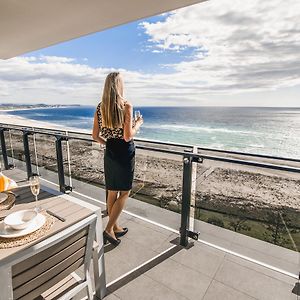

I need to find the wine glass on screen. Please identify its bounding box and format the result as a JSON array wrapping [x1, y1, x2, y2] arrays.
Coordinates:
[[134, 110, 141, 120], [29, 175, 40, 212], [134, 110, 141, 134]]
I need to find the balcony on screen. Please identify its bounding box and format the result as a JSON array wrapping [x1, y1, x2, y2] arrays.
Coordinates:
[[0, 123, 299, 299]]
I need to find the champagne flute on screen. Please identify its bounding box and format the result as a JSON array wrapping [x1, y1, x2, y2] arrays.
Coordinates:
[[134, 110, 141, 134], [29, 175, 40, 212]]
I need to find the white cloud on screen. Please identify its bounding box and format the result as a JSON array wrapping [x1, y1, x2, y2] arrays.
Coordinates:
[[40, 56, 76, 64], [0, 56, 108, 104], [0, 56, 196, 106], [141, 0, 300, 93]]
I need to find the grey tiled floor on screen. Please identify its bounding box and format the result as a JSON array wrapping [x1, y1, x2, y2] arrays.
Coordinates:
[[98, 191, 299, 299], [3, 168, 299, 300]]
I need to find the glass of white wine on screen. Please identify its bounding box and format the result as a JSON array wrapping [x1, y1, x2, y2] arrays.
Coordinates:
[[134, 110, 141, 134], [29, 175, 40, 212]]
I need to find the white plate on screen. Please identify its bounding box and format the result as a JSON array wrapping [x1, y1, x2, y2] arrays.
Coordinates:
[[4, 209, 38, 230], [0, 213, 46, 238], [0, 193, 8, 204]]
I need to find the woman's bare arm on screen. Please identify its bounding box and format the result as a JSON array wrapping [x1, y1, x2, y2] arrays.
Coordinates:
[[92, 112, 106, 145], [123, 102, 143, 142]]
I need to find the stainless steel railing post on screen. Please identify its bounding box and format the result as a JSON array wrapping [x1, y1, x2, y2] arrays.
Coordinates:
[[22, 130, 33, 179], [55, 136, 72, 193], [180, 155, 193, 246], [55, 136, 66, 193], [0, 128, 9, 170]]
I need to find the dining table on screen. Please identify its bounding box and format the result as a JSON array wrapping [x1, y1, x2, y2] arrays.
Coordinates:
[[0, 184, 106, 300]]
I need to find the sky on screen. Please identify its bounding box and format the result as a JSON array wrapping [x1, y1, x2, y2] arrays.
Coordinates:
[[0, 0, 300, 107]]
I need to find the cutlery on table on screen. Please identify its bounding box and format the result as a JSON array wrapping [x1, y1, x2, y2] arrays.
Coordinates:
[[46, 210, 66, 222]]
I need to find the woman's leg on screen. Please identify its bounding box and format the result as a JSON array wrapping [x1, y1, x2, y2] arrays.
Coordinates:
[[106, 190, 118, 216], [105, 191, 130, 237], [107, 190, 123, 232]]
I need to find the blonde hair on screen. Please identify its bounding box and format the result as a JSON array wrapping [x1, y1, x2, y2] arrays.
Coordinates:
[[100, 72, 125, 129]]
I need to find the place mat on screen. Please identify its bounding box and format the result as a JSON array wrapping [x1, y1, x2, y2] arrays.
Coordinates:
[[0, 192, 8, 204], [0, 192, 16, 212], [0, 212, 55, 249]]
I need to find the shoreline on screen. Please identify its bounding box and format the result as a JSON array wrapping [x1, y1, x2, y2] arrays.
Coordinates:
[[1, 111, 299, 250]]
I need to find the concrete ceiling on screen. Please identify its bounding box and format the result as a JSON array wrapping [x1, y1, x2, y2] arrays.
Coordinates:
[[0, 0, 205, 59]]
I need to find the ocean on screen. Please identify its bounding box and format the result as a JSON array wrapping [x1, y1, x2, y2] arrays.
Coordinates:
[[5, 106, 300, 159]]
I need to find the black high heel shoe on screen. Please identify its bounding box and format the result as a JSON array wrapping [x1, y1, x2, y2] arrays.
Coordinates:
[[114, 227, 128, 238], [103, 231, 121, 246]]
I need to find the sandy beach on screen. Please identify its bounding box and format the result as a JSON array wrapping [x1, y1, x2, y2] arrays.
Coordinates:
[[1, 111, 299, 249]]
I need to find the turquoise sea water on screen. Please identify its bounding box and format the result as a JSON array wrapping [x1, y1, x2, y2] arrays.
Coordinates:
[[5, 106, 300, 159]]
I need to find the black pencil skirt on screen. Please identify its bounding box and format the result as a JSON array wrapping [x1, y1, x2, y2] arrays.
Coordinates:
[[104, 139, 135, 191]]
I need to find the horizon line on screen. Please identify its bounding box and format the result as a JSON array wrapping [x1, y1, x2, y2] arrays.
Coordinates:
[[1, 103, 300, 109]]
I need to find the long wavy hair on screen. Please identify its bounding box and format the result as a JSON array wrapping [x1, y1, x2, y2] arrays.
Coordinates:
[[100, 72, 125, 129]]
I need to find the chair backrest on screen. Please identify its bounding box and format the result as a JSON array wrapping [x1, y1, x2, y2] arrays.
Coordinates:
[[11, 217, 95, 300]]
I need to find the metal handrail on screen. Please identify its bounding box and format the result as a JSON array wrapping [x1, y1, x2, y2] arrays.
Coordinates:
[[198, 146, 300, 163]]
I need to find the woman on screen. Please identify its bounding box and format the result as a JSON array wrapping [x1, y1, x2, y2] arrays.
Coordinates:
[[92, 72, 143, 246]]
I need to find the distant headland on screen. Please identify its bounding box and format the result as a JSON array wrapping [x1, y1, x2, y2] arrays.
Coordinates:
[[0, 103, 80, 111]]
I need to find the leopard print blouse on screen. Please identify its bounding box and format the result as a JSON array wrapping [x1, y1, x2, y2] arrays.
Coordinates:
[[96, 103, 135, 139]]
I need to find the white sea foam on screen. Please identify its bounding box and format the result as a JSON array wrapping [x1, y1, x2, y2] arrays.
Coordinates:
[[207, 142, 226, 149], [33, 113, 49, 117], [142, 124, 259, 135], [249, 144, 265, 148]]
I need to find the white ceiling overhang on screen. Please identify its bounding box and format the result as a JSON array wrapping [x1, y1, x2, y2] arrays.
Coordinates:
[[0, 0, 206, 59]]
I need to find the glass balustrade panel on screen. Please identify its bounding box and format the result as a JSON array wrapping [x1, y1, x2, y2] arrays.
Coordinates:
[[31, 131, 59, 187], [5, 129, 27, 175], [193, 153, 300, 277]]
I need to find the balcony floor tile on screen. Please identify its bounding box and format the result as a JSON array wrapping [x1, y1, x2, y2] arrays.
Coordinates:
[[203, 280, 257, 300], [214, 259, 297, 300], [112, 274, 188, 300], [145, 258, 213, 300]]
